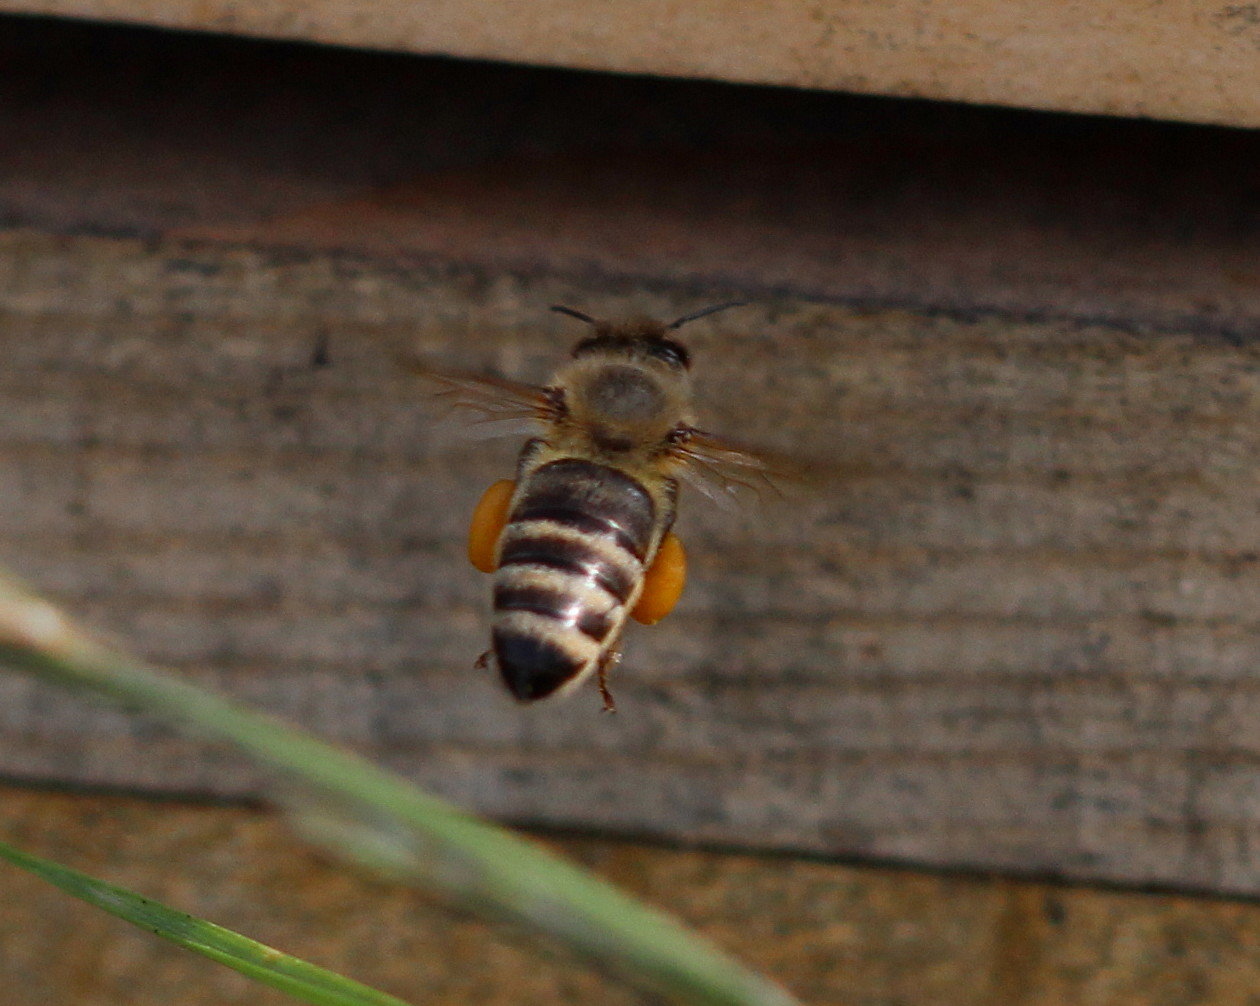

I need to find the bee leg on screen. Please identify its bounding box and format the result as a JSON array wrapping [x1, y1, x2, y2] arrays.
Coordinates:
[[468, 479, 516, 573], [597, 651, 621, 713]]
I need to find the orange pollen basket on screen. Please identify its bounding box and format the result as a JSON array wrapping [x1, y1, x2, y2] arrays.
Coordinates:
[[467, 479, 515, 573], [631, 533, 686, 624]]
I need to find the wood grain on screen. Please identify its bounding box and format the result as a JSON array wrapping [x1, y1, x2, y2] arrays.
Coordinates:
[[6, 0, 1260, 127], [6, 19, 1260, 339], [2, 231, 1260, 892]]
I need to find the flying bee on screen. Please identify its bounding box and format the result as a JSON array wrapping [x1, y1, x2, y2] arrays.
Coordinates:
[[407, 303, 781, 711]]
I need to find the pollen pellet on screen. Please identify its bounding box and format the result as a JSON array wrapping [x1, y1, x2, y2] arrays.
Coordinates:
[[631, 532, 686, 625], [467, 479, 515, 573]]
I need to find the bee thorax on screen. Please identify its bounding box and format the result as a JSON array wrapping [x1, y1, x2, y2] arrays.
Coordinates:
[[585, 365, 667, 423], [559, 357, 690, 456]]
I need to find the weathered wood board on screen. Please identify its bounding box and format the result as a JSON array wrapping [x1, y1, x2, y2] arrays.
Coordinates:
[[7, 0, 1260, 127], [4, 230, 1260, 893], [5, 18, 1260, 338]]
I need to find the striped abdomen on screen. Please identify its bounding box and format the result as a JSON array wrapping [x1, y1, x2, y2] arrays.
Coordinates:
[[492, 457, 658, 701]]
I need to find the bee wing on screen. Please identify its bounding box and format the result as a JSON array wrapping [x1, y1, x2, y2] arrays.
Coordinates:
[[673, 428, 807, 509], [398, 356, 559, 436]]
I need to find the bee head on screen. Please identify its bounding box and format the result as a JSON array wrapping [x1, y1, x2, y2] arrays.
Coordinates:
[[551, 302, 746, 371]]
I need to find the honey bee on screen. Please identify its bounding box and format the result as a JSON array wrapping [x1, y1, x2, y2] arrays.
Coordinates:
[[410, 303, 779, 711]]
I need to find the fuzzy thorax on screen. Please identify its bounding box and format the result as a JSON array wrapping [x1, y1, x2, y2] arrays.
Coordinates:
[[552, 354, 693, 464]]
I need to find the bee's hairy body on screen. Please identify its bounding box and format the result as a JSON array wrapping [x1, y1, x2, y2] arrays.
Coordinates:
[[418, 303, 761, 709], [489, 327, 690, 703]]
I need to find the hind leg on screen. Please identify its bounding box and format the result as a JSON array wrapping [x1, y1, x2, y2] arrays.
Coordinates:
[[596, 650, 621, 713]]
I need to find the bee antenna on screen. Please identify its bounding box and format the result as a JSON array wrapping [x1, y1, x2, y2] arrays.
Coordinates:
[[667, 301, 748, 330], [550, 304, 598, 325]]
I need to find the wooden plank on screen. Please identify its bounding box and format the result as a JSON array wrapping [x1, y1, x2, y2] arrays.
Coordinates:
[[4, 231, 1260, 893], [4, 18, 1260, 340], [5, 1, 1260, 127]]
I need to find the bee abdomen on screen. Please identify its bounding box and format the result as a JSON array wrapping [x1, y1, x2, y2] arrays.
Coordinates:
[[494, 581, 618, 642], [492, 620, 591, 701], [491, 544, 633, 701], [509, 458, 656, 559], [498, 530, 637, 602], [491, 459, 656, 701]]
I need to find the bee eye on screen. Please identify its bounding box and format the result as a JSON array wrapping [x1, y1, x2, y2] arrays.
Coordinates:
[[645, 339, 690, 370]]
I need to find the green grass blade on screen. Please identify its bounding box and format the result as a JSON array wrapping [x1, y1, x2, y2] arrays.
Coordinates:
[[0, 837, 414, 1006], [0, 574, 799, 1006]]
